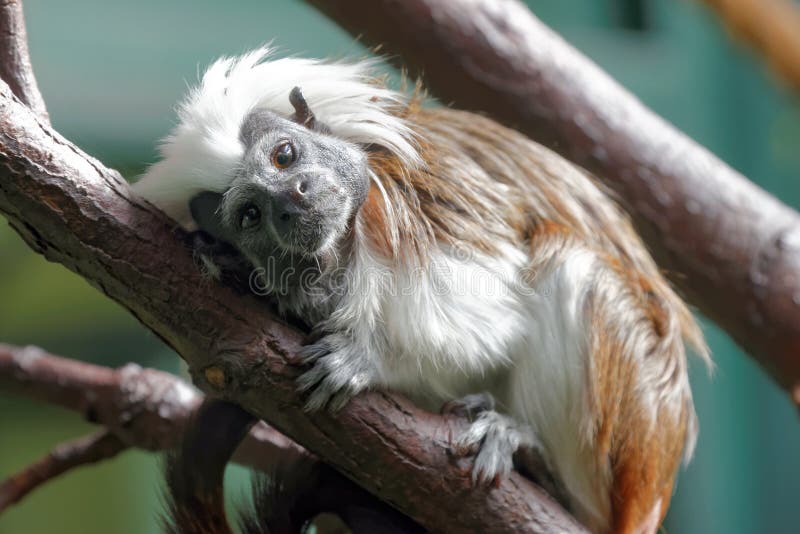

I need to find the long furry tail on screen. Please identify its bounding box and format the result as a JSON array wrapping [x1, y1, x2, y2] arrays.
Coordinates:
[[163, 400, 255, 534], [162, 400, 423, 534]]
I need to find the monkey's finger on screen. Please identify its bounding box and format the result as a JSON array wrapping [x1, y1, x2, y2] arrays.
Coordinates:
[[296, 363, 328, 393], [451, 420, 490, 458], [449, 436, 481, 458], [471, 465, 502, 488], [471, 444, 512, 488], [296, 343, 331, 365], [303, 382, 337, 413]]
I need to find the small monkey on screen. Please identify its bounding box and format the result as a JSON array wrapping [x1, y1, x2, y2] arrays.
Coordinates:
[[136, 48, 710, 533]]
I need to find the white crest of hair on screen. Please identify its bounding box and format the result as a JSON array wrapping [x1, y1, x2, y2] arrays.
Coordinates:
[[134, 46, 420, 227]]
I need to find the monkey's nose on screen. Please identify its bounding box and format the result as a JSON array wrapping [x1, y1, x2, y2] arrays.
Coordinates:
[[286, 176, 312, 204], [270, 176, 317, 232], [294, 178, 309, 198], [275, 176, 317, 211]]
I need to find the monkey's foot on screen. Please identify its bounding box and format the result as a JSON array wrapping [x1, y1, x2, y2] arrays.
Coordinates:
[[450, 410, 543, 486], [296, 334, 379, 413]]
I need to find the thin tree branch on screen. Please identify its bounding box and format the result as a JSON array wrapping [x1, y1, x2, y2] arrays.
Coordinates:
[[0, 344, 423, 531], [0, 344, 306, 473], [0, 72, 584, 531], [0, 431, 127, 513], [0, 0, 47, 122], [307, 0, 800, 409], [698, 0, 800, 92]]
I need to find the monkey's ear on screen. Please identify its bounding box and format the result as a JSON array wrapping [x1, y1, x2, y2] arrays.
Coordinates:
[[289, 87, 329, 134], [190, 191, 227, 239]]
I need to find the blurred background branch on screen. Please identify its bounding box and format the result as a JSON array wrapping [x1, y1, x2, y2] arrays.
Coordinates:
[[698, 0, 800, 92], [0, 430, 127, 513], [0, 344, 311, 501]]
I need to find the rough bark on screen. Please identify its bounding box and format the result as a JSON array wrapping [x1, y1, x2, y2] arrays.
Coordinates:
[[0, 77, 584, 532], [308, 0, 800, 406]]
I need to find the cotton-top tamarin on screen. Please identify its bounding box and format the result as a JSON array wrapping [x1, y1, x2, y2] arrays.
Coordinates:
[[135, 48, 709, 533]]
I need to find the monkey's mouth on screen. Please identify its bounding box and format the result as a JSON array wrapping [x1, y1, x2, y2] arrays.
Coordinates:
[[270, 224, 326, 256], [263, 210, 342, 259]]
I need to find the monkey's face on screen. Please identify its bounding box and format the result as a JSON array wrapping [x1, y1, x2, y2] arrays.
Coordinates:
[[189, 108, 369, 267]]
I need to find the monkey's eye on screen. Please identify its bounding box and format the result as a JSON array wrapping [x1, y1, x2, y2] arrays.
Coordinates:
[[271, 142, 296, 169], [239, 204, 261, 230]]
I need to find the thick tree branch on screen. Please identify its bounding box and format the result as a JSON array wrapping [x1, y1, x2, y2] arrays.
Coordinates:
[[307, 0, 800, 408], [0, 75, 583, 533], [0, 0, 47, 122], [0, 430, 127, 513]]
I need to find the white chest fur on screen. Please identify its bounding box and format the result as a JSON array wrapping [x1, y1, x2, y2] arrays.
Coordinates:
[[325, 240, 589, 406], [322, 238, 608, 523]]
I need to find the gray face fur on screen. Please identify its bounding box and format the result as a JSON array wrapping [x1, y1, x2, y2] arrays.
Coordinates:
[[190, 104, 369, 271]]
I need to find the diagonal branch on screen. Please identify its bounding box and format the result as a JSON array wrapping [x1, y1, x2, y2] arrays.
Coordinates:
[[0, 74, 582, 531], [307, 0, 800, 409], [0, 0, 47, 122], [0, 430, 127, 513], [0, 344, 305, 472]]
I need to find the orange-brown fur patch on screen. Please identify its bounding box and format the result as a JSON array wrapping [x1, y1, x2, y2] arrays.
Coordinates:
[[406, 107, 705, 359], [363, 109, 534, 264], [360, 181, 394, 256], [360, 105, 701, 532], [523, 220, 689, 533], [590, 284, 688, 534]]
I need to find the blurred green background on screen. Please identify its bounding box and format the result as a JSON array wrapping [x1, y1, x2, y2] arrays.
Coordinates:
[[1, 0, 799, 532]]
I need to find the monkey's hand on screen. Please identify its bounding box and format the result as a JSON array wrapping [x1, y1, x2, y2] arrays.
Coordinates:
[[188, 231, 254, 292], [296, 334, 381, 412], [444, 393, 548, 488]]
